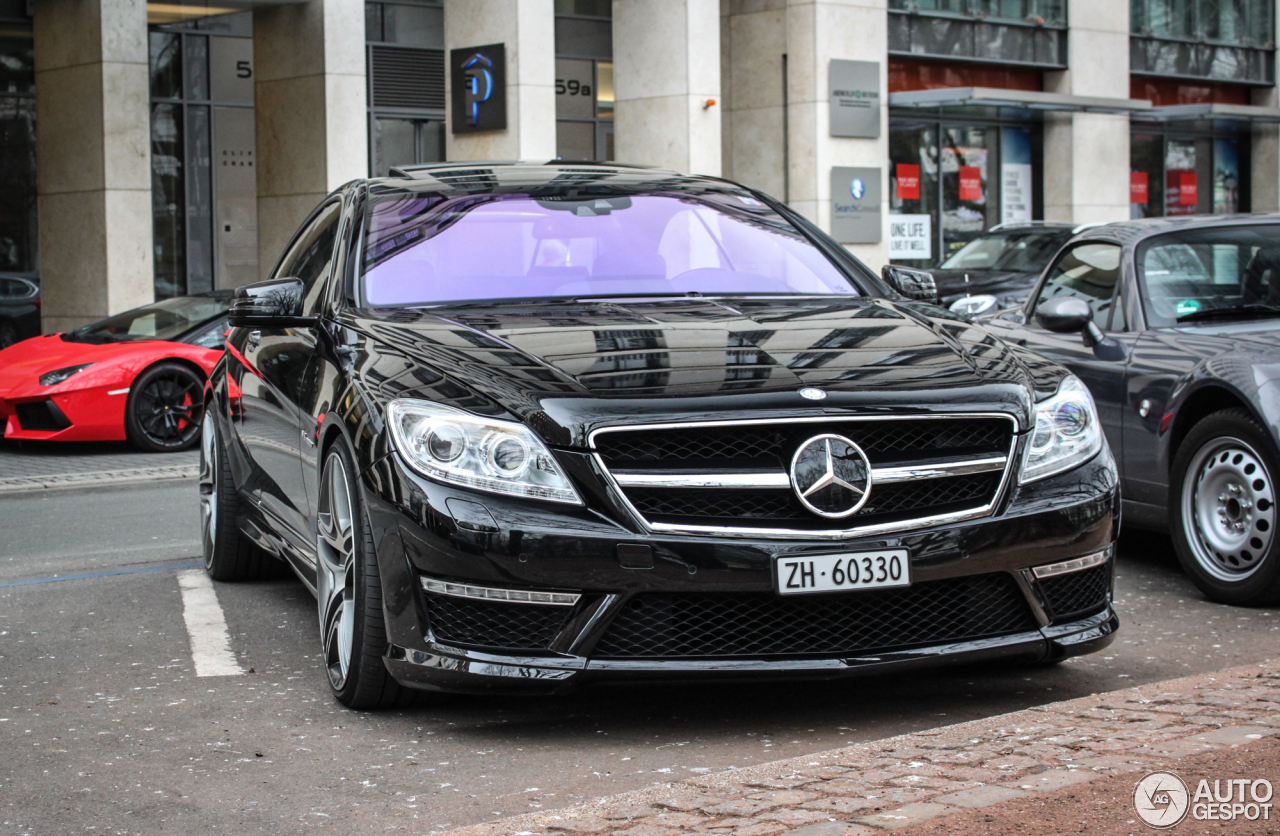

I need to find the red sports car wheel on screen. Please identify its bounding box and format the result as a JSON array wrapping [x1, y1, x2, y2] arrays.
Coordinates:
[[125, 362, 204, 452]]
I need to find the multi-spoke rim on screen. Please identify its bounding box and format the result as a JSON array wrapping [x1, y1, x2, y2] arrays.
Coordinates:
[[317, 453, 357, 691], [136, 368, 203, 447], [199, 415, 217, 569], [1183, 436, 1276, 582]]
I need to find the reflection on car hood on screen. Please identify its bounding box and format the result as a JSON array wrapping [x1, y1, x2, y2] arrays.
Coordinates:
[[928, 269, 1039, 297], [348, 297, 1060, 446]]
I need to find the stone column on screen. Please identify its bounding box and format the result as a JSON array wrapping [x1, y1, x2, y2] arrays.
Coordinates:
[[1043, 0, 1131, 224], [444, 0, 555, 162], [253, 0, 367, 277], [1249, 13, 1280, 213], [784, 0, 889, 268], [614, 0, 721, 176], [33, 0, 152, 333], [720, 0, 786, 196]]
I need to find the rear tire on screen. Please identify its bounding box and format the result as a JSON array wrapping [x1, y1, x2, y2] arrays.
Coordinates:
[[126, 362, 204, 452], [1171, 408, 1280, 606], [200, 410, 282, 582], [316, 440, 425, 709]]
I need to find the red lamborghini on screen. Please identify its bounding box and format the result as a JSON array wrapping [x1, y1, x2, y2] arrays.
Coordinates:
[[0, 293, 231, 452]]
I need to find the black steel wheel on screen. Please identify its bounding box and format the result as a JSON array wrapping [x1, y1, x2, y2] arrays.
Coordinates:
[[200, 410, 282, 581], [316, 440, 424, 709], [125, 362, 204, 452], [1172, 408, 1280, 606]]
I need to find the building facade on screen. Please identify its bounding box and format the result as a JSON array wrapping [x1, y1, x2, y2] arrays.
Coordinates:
[[7, 0, 1280, 331]]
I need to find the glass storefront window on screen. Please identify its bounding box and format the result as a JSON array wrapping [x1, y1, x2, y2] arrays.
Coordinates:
[[941, 126, 997, 262], [889, 122, 939, 268], [1131, 133, 1164, 219], [372, 117, 444, 176], [366, 1, 446, 175], [150, 102, 186, 300], [1130, 127, 1247, 219], [1214, 138, 1240, 214], [555, 3, 612, 161], [0, 95, 36, 275]]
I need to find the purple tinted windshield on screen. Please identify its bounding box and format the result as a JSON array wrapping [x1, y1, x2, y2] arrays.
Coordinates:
[[361, 193, 858, 305]]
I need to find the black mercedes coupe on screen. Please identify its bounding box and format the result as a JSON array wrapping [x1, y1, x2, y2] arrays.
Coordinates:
[[981, 215, 1280, 607], [200, 162, 1119, 709]]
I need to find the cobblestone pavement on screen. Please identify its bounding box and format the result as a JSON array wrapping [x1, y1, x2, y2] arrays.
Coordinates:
[[444, 659, 1280, 836], [0, 438, 197, 492]]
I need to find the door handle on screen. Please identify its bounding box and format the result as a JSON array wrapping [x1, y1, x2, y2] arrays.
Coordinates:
[[301, 428, 316, 447]]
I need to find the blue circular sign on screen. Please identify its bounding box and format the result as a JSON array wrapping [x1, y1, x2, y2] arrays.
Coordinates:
[[850, 178, 866, 200]]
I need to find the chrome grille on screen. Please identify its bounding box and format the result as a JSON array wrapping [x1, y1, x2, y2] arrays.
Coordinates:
[[591, 415, 1018, 538]]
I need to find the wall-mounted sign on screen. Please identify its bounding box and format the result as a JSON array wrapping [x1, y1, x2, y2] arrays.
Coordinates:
[[1130, 171, 1149, 205], [895, 163, 920, 201], [889, 214, 931, 261], [958, 166, 983, 203], [829, 60, 880, 138], [451, 43, 507, 133], [831, 167, 881, 244], [1000, 127, 1031, 224]]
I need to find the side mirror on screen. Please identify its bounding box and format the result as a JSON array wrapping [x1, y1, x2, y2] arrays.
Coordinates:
[[228, 278, 316, 327], [881, 265, 939, 304], [1034, 296, 1127, 362]]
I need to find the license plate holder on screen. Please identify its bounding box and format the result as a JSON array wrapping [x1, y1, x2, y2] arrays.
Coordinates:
[[774, 550, 911, 595]]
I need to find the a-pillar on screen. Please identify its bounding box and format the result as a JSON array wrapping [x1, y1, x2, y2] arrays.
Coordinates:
[[32, 0, 152, 332], [1043, 0, 1131, 224], [444, 0, 556, 161], [253, 0, 367, 276], [783, 0, 890, 268], [613, 0, 721, 176]]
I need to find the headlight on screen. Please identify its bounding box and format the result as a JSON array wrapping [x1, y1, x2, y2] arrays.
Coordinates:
[[39, 363, 95, 386], [948, 295, 998, 316], [1020, 375, 1104, 483], [386, 399, 582, 505]]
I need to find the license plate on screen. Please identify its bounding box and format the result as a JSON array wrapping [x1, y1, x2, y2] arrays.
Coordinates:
[[774, 550, 910, 595]]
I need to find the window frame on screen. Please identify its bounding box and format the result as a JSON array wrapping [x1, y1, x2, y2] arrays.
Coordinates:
[[1026, 240, 1127, 332]]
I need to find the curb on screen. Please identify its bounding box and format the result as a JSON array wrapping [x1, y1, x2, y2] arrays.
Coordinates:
[[442, 659, 1280, 836], [0, 464, 198, 493]]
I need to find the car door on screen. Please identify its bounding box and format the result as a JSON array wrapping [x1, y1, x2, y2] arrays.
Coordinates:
[[230, 200, 341, 555], [982, 240, 1136, 470]]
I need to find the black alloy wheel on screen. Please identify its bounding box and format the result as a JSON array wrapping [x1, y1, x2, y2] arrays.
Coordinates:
[[1172, 408, 1280, 606], [200, 410, 282, 581], [125, 362, 204, 452], [316, 440, 425, 709]]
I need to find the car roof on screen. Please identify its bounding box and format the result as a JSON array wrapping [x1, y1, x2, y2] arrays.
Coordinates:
[[363, 160, 738, 198], [1069, 213, 1280, 248]]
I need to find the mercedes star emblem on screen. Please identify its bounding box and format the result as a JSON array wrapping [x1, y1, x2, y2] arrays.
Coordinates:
[[789, 434, 872, 518]]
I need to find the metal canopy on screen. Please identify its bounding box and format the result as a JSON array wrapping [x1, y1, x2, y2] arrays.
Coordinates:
[[1135, 103, 1280, 124], [887, 86, 1153, 115]]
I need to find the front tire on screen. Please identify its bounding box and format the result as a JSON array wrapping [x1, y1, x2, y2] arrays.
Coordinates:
[[316, 441, 421, 709], [126, 362, 204, 452], [1171, 408, 1280, 606]]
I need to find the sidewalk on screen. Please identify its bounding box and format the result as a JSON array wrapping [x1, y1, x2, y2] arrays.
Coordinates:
[[444, 659, 1280, 836], [0, 439, 197, 492]]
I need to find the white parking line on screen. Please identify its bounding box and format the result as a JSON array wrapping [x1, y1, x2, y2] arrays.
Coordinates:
[[177, 569, 243, 677]]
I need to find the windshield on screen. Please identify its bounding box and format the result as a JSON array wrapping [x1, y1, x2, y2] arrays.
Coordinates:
[[1140, 225, 1280, 327], [65, 296, 230, 344], [940, 229, 1071, 272], [360, 192, 860, 305]]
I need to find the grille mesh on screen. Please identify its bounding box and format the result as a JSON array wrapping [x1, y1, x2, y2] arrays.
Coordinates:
[[626, 472, 1000, 528], [595, 418, 1010, 468], [369, 46, 445, 110], [424, 593, 571, 651], [593, 573, 1037, 658], [1039, 564, 1110, 622]]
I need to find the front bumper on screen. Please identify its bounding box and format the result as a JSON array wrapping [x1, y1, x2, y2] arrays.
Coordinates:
[[363, 447, 1120, 695]]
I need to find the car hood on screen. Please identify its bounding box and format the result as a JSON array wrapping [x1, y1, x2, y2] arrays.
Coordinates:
[[347, 297, 1056, 447]]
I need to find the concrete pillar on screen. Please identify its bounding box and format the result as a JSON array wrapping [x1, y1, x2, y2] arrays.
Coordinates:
[[253, 0, 367, 278], [444, 0, 555, 162], [1249, 13, 1280, 214], [720, 0, 786, 197], [614, 0, 721, 176], [785, 0, 889, 268], [1043, 0, 1131, 224], [33, 0, 152, 333]]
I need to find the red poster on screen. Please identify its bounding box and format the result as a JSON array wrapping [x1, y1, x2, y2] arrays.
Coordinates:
[[1130, 171, 1148, 205], [896, 164, 920, 200], [958, 166, 982, 202], [1180, 171, 1198, 205]]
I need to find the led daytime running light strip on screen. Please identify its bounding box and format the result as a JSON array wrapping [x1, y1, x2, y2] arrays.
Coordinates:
[[1031, 547, 1113, 579], [421, 577, 580, 607]]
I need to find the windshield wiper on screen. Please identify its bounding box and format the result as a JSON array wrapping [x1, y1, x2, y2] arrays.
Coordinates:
[[1177, 303, 1280, 323]]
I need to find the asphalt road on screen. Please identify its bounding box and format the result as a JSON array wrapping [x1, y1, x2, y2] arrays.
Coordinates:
[[1, 481, 1277, 835]]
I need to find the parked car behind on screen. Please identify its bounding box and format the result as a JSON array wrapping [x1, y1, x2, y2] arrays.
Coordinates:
[[0, 276, 40, 348], [980, 214, 1280, 606], [932, 223, 1081, 316]]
